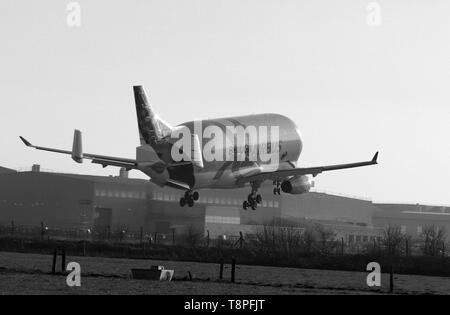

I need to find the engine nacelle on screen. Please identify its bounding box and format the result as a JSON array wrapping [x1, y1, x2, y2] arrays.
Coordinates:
[[281, 175, 313, 194]]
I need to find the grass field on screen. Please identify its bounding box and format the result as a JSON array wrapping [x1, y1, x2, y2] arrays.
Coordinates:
[[0, 251, 449, 294]]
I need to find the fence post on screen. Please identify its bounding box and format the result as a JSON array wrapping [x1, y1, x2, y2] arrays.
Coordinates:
[[41, 222, 45, 241], [341, 237, 344, 255], [154, 232, 158, 244], [61, 249, 66, 272], [239, 232, 244, 248], [51, 249, 57, 274], [231, 259, 236, 283], [219, 261, 224, 280], [206, 230, 210, 247], [389, 265, 394, 293]]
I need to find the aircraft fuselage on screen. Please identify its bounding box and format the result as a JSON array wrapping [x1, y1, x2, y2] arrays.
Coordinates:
[[167, 113, 303, 189]]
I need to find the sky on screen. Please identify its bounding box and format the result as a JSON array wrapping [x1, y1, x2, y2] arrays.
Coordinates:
[[0, 0, 449, 205]]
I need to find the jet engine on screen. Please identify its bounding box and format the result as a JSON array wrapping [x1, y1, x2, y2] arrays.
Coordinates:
[[281, 175, 313, 194]]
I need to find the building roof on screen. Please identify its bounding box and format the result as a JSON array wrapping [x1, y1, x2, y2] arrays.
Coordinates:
[[374, 203, 450, 215], [51, 173, 149, 186], [0, 166, 17, 174], [16, 171, 149, 186]]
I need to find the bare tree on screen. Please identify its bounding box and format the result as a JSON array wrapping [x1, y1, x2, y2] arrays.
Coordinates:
[[313, 223, 337, 255], [254, 219, 339, 255], [422, 225, 447, 256], [382, 225, 405, 257], [404, 234, 413, 256], [254, 218, 305, 255]]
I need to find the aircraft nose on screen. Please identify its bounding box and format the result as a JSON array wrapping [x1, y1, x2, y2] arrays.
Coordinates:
[[296, 127, 303, 156]]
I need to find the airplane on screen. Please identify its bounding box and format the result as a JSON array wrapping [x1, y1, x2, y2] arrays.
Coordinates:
[[20, 85, 378, 210]]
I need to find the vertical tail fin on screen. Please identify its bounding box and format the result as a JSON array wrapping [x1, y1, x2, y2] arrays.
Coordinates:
[[133, 85, 172, 145]]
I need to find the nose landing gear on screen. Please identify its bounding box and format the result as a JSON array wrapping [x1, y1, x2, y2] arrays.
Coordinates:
[[273, 180, 281, 195], [179, 190, 199, 207]]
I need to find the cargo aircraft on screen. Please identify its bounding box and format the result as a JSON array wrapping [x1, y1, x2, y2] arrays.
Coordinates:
[[20, 86, 378, 210]]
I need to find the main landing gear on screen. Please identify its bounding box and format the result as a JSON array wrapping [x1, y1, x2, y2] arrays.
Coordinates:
[[242, 182, 262, 210], [273, 180, 281, 195], [179, 190, 199, 207]]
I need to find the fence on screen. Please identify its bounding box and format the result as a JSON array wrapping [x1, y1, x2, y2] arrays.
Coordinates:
[[0, 221, 448, 258]]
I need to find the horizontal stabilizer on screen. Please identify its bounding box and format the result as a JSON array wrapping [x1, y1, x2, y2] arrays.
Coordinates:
[[20, 131, 137, 170]]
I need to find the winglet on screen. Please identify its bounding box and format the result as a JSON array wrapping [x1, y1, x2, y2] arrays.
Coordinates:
[[72, 129, 83, 163], [372, 151, 379, 163], [19, 136, 33, 147]]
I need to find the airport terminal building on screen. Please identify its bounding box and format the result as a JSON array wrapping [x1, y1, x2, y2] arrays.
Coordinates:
[[0, 164, 447, 243]]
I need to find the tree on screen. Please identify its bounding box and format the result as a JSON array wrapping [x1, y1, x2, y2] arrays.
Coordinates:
[[421, 225, 447, 256], [300, 225, 316, 254], [254, 219, 337, 255], [313, 223, 337, 255], [382, 225, 405, 257], [254, 218, 306, 255]]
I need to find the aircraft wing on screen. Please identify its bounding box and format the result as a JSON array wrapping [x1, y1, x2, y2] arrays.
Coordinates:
[[236, 152, 378, 184], [19, 130, 138, 171]]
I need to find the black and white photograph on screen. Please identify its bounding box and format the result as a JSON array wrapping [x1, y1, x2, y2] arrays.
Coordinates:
[[0, 0, 449, 302]]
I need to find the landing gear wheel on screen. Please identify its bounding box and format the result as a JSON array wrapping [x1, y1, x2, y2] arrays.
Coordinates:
[[180, 190, 200, 207], [244, 181, 262, 210], [246, 194, 258, 209]]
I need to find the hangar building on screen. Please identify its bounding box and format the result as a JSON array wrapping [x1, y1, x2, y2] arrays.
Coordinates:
[[0, 164, 415, 244]]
